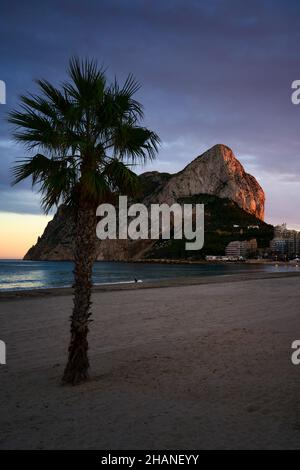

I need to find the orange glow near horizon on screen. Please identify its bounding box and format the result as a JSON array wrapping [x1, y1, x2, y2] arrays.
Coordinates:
[[0, 212, 52, 259]]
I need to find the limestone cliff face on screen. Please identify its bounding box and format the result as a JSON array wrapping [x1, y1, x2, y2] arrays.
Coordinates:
[[24, 144, 265, 260], [24, 205, 75, 260], [149, 144, 265, 220], [24, 205, 153, 261]]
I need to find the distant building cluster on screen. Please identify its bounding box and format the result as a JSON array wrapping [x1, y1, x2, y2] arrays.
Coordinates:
[[205, 255, 243, 262], [206, 239, 258, 262], [225, 239, 257, 258], [205, 223, 300, 263], [270, 223, 300, 258]]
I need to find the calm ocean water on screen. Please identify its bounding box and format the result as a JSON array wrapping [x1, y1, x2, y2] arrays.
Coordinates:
[[0, 259, 297, 292]]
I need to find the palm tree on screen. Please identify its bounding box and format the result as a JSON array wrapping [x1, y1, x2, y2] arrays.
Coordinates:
[[9, 58, 160, 385]]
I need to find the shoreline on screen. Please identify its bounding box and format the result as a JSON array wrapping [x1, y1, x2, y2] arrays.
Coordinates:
[[13, 257, 295, 265], [1, 270, 300, 300]]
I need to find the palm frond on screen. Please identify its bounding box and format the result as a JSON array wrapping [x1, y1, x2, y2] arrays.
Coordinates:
[[103, 159, 141, 197], [9, 57, 160, 212], [80, 168, 111, 203], [112, 125, 160, 163], [65, 56, 106, 105], [121, 73, 141, 97], [12, 153, 77, 212], [35, 79, 70, 115]]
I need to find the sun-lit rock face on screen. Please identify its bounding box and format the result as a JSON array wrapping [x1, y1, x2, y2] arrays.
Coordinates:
[[24, 144, 265, 260], [149, 144, 265, 220]]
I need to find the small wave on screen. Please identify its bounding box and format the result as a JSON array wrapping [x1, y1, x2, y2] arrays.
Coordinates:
[[94, 280, 143, 286]]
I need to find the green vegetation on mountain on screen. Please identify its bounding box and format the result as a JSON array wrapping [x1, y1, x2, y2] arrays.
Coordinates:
[[145, 194, 274, 259]]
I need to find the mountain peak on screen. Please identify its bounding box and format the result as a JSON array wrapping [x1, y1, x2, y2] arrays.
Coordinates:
[[207, 143, 233, 153], [153, 144, 265, 220], [197, 144, 237, 163]]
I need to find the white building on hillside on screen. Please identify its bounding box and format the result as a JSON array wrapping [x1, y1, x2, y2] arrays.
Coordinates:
[[225, 239, 257, 258]]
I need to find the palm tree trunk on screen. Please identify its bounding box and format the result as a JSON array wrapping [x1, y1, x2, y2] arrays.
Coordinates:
[[62, 202, 97, 385]]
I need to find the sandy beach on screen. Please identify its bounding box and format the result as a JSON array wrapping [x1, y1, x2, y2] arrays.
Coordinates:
[[1, 273, 300, 449]]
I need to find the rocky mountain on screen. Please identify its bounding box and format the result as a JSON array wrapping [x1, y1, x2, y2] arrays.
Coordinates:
[[24, 144, 267, 261], [146, 144, 265, 219]]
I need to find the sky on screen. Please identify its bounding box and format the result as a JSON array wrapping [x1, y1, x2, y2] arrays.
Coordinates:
[[0, 0, 300, 258]]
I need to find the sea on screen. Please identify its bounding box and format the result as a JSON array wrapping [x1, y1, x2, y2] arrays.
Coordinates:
[[0, 259, 297, 292]]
